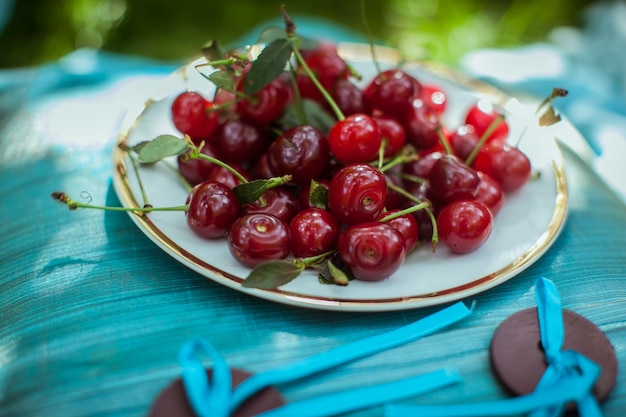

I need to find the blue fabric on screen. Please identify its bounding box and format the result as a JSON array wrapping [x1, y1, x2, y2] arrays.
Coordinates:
[[1, 17, 626, 417]]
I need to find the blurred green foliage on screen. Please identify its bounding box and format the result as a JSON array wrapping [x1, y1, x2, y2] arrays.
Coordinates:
[[0, 0, 596, 68]]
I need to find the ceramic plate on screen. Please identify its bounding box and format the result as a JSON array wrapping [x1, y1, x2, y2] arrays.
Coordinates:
[[112, 43, 569, 312]]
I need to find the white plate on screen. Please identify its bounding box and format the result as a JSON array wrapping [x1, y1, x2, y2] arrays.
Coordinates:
[[112, 43, 569, 312]]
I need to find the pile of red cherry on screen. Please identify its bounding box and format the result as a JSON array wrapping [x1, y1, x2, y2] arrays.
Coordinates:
[[168, 41, 531, 285]]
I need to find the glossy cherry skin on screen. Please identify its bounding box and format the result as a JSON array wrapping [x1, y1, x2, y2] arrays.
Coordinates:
[[213, 118, 270, 165], [474, 171, 504, 216], [228, 213, 291, 268], [289, 208, 340, 258], [402, 151, 444, 194], [420, 83, 447, 115], [464, 100, 509, 143], [205, 163, 251, 189], [171, 91, 219, 144], [364, 69, 420, 117], [402, 103, 440, 151], [437, 200, 493, 254], [267, 125, 330, 185], [337, 222, 407, 281], [374, 115, 406, 157], [241, 187, 300, 224], [177, 142, 221, 186], [185, 181, 240, 239], [327, 114, 382, 164], [331, 78, 372, 116], [449, 124, 480, 162], [428, 154, 480, 204], [472, 142, 531, 193], [328, 163, 387, 225], [237, 78, 291, 125], [379, 209, 419, 253]]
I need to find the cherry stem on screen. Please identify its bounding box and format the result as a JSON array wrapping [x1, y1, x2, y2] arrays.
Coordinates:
[[436, 126, 453, 155], [189, 141, 249, 184], [378, 146, 418, 172], [360, 0, 382, 76], [127, 150, 152, 206], [290, 42, 345, 121], [300, 250, 336, 268], [52, 191, 188, 213], [386, 182, 439, 250], [287, 62, 308, 126], [464, 113, 505, 166], [378, 201, 430, 222]]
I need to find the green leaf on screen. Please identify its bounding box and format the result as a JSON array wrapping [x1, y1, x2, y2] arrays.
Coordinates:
[[208, 69, 235, 92], [233, 179, 269, 204], [279, 99, 336, 133], [133, 135, 189, 163], [309, 179, 329, 209], [255, 27, 287, 44], [243, 38, 294, 95], [242, 260, 304, 289]]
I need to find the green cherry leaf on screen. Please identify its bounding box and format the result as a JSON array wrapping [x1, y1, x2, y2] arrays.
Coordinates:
[[208, 69, 236, 92], [279, 99, 336, 133], [243, 38, 294, 95], [233, 179, 269, 204], [309, 179, 329, 209], [134, 135, 189, 163], [242, 260, 305, 289], [255, 26, 288, 44]]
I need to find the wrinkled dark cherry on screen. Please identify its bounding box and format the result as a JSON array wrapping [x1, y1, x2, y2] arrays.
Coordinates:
[[213, 118, 270, 165], [337, 222, 406, 281], [475, 171, 504, 216], [429, 154, 480, 204], [266, 125, 330, 184], [449, 124, 480, 161], [328, 163, 387, 225], [228, 213, 291, 268], [374, 115, 406, 157], [289, 208, 340, 258], [464, 100, 509, 144], [327, 114, 382, 164], [331, 78, 372, 116], [237, 78, 291, 125], [364, 69, 421, 117], [472, 142, 531, 193], [171, 91, 219, 144], [185, 181, 240, 239], [379, 209, 420, 253], [241, 187, 300, 224], [177, 142, 221, 186], [437, 200, 493, 254]]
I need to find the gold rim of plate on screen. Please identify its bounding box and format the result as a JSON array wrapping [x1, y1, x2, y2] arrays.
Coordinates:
[[111, 42, 569, 312]]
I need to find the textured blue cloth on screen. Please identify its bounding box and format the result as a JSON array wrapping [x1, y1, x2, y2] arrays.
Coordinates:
[[1, 18, 626, 417]]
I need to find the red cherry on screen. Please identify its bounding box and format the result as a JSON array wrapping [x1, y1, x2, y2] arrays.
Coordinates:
[[437, 200, 493, 254], [428, 154, 480, 204], [420, 83, 447, 115], [185, 181, 240, 239], [205, 163, 251, 189], [330, 78, 372, 116], [177, 142, 221, 186], [171, 91, 219, 144], [241, 187, 300, 224], [472, 142, 531, 193], [213, 118, 270, 166], [474, 171, 504, 216], [289, 208, 340, 258], [297, 43, 348, 103], [337, 222, 407, 281], [373, 115, 406, 157], [402, 103, 441, 151], [364, 69, 420, 117], [228, 213, 291, 268], [464, 100, 509, 143], [449, 124, 480, 161], [402, 151, 444, 194], [379, 209, 419, 253], [266, 125, 330, 184], [237, 78, 291, 125], [328, 163, 387, 225], [327, 114, 382, 164]]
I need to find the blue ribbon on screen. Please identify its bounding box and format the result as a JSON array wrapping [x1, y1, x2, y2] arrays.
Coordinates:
[[385, 276, 603, 417], [176, 301, 472, 417]]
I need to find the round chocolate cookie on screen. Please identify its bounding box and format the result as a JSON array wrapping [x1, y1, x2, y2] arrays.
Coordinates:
[[489, 307, 617, 403], [149, 367, 286, 417]]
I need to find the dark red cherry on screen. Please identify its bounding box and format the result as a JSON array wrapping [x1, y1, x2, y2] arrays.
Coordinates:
[[449, 124, 480, 161], [241, 187, 300, 224], [364, 69, 420, 117], [297, 43, 348, 103], [228, 213, 291, 268], [266, 125, 330, 185], [237, 78, 291, 125], [474, 171, 504, 216], [437, 200, 493, 254], [177, 142, 221, 186], [429, 154, 480, 204], [379, 209, 419, 253], [337, 222, 406, 281], [213, 118, 270, 166], [331, 78, 372, 116], [402, 103, 441, 151], [472, 142, 531, 193], [402, 151, 444, 194], [373, 115, 406, 157], [328, 163, 387, 225], [185, 181, 240, 239], [171, 91, 219, 144], [289, 208, 340, 258], [205, 163, 251, 189]]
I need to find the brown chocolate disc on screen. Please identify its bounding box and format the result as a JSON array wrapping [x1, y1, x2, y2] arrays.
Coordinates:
[[149, 367, 286, 417], [490, 308, 617, 403]]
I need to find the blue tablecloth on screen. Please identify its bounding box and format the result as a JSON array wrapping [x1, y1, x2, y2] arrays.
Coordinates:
[[1, 13, 626, 417]]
